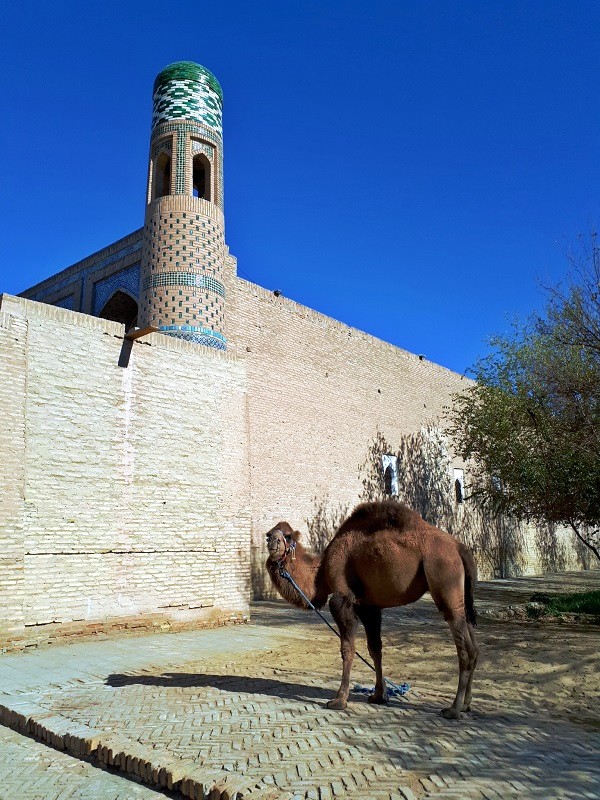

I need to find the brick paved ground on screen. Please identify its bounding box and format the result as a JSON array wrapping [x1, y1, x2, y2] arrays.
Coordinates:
[[1, 572, 599, 800], [0, 726, 173, 800]]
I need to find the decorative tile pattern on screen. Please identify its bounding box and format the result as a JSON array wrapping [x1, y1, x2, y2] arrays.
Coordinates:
[[151, 62, 223, 136], [54, 294, 76, 310], [142, 272, 224, 298], [140, 63, 227, 351], [151, 138, 172, 159], [139, 200, 226, 347], [175, 132, 188, 195], [160, 325, 227, 350], [152, 120, 221, 146], [191, 140, 213, 159], [150, 121, 222, 206], [93, 264, 141, 316], [153, 61, 223, 101]]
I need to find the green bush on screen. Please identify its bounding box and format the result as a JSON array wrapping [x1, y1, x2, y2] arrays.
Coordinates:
[[530, 590, 600, 616]]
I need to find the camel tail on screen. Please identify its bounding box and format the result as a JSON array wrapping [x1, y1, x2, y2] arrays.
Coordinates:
[[459, 543, 478, 626]]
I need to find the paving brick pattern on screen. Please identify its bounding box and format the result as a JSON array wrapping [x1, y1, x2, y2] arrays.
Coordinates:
[[5, 665, 598, 800], [0, 725, 172, 800], [1, 573, 599, 800]]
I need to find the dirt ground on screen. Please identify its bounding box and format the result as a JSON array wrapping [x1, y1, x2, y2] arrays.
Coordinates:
[[243, 572, 600, 731]]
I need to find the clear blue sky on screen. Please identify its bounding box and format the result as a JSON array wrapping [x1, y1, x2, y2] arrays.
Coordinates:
[[1, 1, 598, 374]]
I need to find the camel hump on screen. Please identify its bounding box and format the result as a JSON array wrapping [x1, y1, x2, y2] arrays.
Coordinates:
[[336, 500, 420, 536]]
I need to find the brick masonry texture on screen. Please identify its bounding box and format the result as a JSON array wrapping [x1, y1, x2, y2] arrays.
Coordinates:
[[0, 295, 250, 650], [0, 726, 172, 800], [225, 279, 586, 593], [0, 285, 586, 648], [140, 63, 226, 347], [140, 196, 226, 348]]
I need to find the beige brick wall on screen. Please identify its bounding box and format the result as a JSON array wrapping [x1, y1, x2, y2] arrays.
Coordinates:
[[1, 272, 589, 648], [0, 295, 250, 650], [227, 280, 587, 590], [0, 307, 27, 641], [228, 281, 465, 587]]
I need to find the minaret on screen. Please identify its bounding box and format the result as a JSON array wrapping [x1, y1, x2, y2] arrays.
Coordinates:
[[138, 61, 227, 350]]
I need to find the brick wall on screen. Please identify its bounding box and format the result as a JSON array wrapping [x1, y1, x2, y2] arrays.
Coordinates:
[[228, 279, 587, 591], [0, 307, 27, 642], [1, 277, 589, 649], [0, 295, 250, 650]]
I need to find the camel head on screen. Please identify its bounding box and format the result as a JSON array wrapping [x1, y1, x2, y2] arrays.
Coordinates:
[[265, 521, 300, 564]]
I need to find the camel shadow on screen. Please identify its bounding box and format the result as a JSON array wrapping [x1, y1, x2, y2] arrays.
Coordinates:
[[107, 671, 336, 704], [105, 672, 411, 709]]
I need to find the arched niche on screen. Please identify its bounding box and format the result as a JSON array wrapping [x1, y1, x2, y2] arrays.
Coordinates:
[[98, 290, 138, 329]]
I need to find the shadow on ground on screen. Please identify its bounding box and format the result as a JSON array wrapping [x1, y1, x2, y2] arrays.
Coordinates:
[[106, 671, 337, 703]]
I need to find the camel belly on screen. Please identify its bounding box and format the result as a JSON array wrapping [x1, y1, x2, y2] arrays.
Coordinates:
[[350, 543, 428, 608]]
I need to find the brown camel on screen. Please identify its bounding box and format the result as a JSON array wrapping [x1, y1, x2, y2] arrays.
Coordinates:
[[266, 500, 479, 719]]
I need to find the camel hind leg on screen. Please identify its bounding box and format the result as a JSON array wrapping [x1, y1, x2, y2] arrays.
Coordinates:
[[427, 559, 479, 719], [441, 611, 479, 719], [462, 622, 478, 711], [327, 594, 358, 710]]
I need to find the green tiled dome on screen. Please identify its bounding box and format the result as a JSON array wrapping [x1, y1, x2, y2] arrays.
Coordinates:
[[153, 61, 223, 101], [151, 60, 223, 134]]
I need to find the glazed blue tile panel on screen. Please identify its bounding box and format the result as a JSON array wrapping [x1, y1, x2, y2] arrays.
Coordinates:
[[28, 240, 142, 303], [170, 332, 227, 350], [54, 294, 76, 310], [160, 324, 225, 341], [92, 263, 141, 315], [159, 324, 226, 350], [142, 272, 225, 297]]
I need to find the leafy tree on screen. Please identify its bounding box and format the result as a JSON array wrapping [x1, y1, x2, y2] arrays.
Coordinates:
[[448, 237, 600, 563]]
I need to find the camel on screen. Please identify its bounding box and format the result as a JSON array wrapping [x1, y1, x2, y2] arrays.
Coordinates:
[[265, 500, 479, 719]]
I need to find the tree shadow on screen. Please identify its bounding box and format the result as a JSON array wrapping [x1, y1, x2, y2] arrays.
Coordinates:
[[356, 426, 528, 579], [535, 522, 568, 574], [305, 495, 350, 555]]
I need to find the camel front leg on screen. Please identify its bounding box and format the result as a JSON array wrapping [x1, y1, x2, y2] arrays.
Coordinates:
[[356, 605, 386, 704], [327, 594, 358, 710]]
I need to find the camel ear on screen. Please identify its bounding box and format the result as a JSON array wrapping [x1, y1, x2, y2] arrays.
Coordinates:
[[292, 530, 301, 542]]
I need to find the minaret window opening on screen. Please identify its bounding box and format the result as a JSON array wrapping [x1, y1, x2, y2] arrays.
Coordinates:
[[192, 154, 211, 201], [156, 153, 171, 198]]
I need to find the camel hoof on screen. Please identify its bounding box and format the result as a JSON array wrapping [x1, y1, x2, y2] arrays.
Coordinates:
[[441, 707, 461, 720], [367, 693, 388, 705], [326, 698, 347, 711], [461, 703, 471, 712]]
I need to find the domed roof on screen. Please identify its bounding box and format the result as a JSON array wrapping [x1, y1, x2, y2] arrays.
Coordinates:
[[153, 61, 223, 101]]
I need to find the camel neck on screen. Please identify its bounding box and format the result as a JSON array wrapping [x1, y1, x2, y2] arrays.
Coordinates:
[[267, 546, 319, 610]]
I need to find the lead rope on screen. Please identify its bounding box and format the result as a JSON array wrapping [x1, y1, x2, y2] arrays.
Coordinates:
[[278, 567, 409, 698]]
